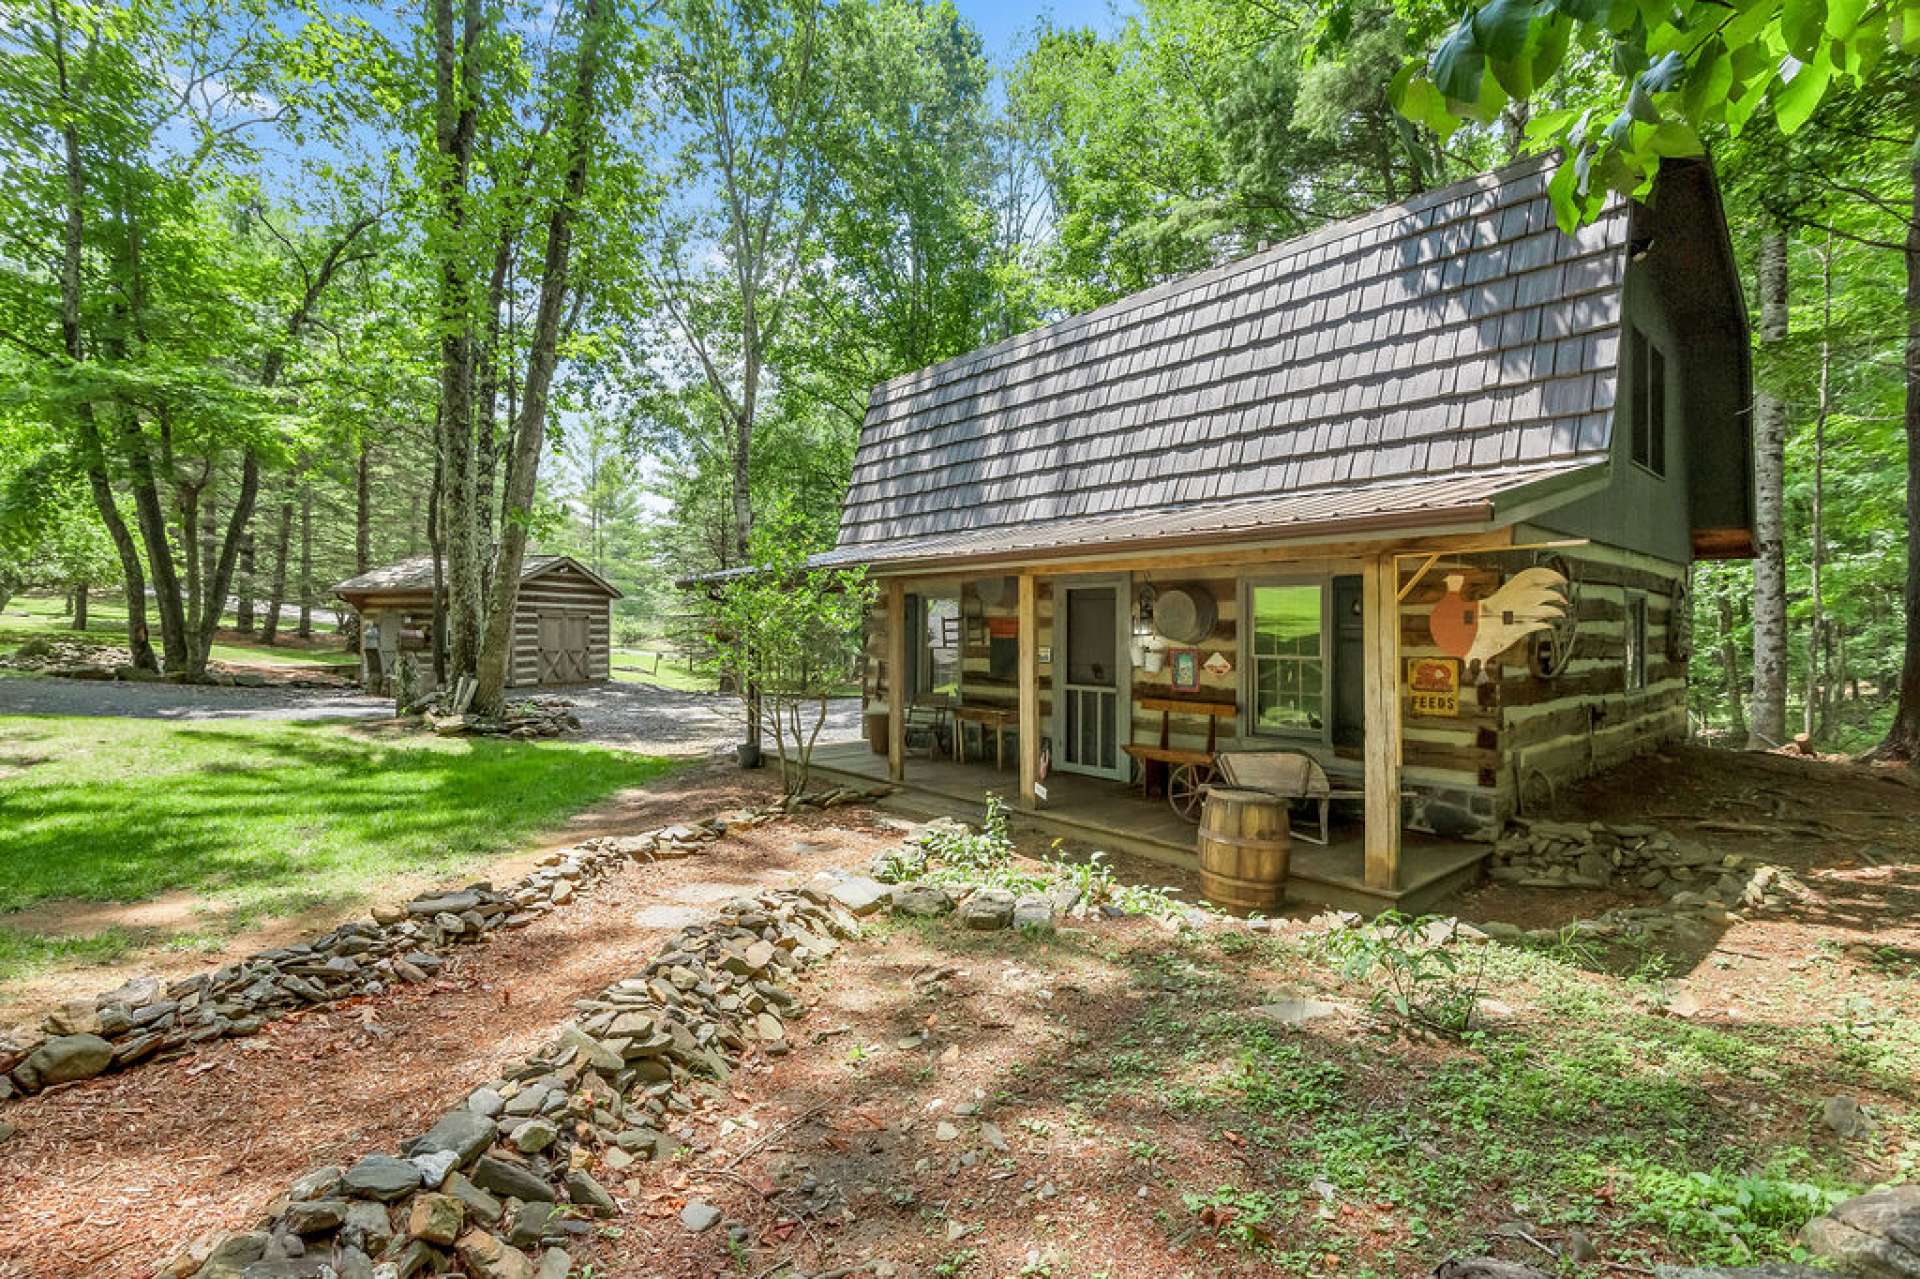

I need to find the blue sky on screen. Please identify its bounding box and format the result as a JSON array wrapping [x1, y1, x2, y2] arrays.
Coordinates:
[[958, 0, 1133, 63]]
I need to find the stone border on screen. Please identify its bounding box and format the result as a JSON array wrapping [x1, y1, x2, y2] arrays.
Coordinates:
[[157, 882, 864, 1279], [0, 787, 886, 1104]]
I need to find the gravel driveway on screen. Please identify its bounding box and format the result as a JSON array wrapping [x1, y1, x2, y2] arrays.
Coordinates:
[[553, 682, 865, 757], [0, 674, 862, 758], [0, 676, 393, 722]]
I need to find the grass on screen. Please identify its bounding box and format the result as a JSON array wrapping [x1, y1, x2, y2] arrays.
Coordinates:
[[0, 714, 676, 986], [1027, 926, 1906, 1270], [609, 644, 858, 698], [610, 644, 719, 693], [0, 593, 359, 669]]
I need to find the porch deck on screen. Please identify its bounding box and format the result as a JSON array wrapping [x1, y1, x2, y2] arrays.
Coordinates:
[[808, 741, 1489, 915]]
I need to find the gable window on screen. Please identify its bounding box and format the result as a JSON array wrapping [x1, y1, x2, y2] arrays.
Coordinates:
[[1248, 582, 1325, 735], [1628, 326, 1667, 476], [1625, 593, 1648, 690]]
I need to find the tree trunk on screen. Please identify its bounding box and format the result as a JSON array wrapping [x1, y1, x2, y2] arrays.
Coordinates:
[[1874, 147, 1920, 759], [72, 583, 88, 631], [262, 497, 292, 645], [470, 0, 607, 717], [431, 0, 485, 682], [298, 483, 313, 638], [1747, 227, 1790, 749], [355, 439, 372, 573], [235, 522, 256, 633], [1809, 234, 1831, 739]]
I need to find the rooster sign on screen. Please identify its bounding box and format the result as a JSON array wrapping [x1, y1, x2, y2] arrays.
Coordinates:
[[1427, 567, 1570, 682]]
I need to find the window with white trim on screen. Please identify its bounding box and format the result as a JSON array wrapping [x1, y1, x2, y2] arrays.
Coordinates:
[[1248, 582, 1326, 734]]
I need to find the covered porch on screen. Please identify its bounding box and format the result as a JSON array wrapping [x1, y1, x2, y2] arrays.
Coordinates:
[[808, 740, 1487, 913], [842, 539, 1532, 915]]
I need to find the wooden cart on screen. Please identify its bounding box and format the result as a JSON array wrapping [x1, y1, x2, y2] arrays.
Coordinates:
[[1214, 750, 1360, 846]]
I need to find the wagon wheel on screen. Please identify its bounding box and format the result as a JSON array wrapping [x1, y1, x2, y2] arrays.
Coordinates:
[[1167, 763, 1212, 822]]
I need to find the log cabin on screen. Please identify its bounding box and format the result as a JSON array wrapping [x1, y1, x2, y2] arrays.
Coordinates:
[[334, 554, 620, 695], [800, 155, 1755, 913]]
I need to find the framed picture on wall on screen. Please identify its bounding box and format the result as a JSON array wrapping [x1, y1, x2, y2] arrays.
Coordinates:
[[1170, 648, 1201, 691]]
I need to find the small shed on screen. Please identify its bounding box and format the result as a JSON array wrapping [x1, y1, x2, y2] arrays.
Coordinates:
[[333, 554, 621, 693]]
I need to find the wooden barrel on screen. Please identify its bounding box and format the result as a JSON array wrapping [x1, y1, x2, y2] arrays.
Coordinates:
[[1197, 788, 1290, 913]]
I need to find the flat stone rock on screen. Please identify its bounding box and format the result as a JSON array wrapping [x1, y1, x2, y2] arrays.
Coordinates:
[[960, 889, 1015, 931], [889, 883, 955, 917], [1250, 997, 1343, 1026], [471, 1155, 556, 1203], [1803, 1184, 1920, 1279], [680, 1200, 723, 1233], [342, 1155, 422, 1201], [824, 874, 889, 916], [16, 1033, 114, 1088], [1012, 896, 1055, 931], [412, 1108, 497, 1166], [409, 890, 484, 916], [564, 1169, 617, 1216]]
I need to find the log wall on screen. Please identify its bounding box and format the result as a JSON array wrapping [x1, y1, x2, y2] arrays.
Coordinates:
[[864, 539, 1688, 840]]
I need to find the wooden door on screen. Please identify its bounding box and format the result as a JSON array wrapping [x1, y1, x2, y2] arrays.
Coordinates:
[[538, 612, 590, 684]]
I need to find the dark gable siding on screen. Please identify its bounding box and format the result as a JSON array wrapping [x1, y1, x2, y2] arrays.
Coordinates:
[[838, 156, 1633, 558], [1532, 160, 1753, 562]]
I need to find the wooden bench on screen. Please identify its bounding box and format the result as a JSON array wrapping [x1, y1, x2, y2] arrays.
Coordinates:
[[1122, 697, 1238, 820]]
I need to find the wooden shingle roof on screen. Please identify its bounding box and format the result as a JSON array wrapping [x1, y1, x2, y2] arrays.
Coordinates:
[[334, 554, 621, 599], [836, 156, 1630, 564]]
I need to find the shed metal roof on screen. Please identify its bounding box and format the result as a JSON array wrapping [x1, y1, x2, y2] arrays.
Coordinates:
[[836, 156, 1629, 565]]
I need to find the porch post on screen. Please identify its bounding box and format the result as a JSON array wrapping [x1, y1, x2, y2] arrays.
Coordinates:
[[1361, 552, 1402, 891], [1017, 572, 1039, 808], [886, 578, 906, 782]]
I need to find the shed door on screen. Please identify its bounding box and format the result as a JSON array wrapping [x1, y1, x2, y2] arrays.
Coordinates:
[[538, 613, 590, 684]]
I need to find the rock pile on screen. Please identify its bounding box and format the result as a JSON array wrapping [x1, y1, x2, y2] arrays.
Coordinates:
[[428, 699, 583, 741], [158, 884, 862, 1279], [1, 789, 886, 1103], [1484, 818, 1806, 942]]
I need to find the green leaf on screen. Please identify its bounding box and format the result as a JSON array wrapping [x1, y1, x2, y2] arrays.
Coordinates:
[[1531, 15, 1575, 83], [1547, 159, 1582, 235], [1897, 1, 1920, 52], [1773, 49, 1833, 132], [1681, 39, 1734, 121], [1641, 48, 1689, 91], [1474, 0, 1548, 59], [1430, 13, 1488, 102], [1825, 0, 1869, 37], [1548, 0, 1614, 22], [1627, 79, 1663, 121], [1644, 120, 1706, 155], [1782, 0, 1829, 58]]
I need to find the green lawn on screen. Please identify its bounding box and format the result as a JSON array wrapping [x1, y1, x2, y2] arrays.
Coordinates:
[[0, 715, 675, 985], [610, 644, 720, 693], [1, 593, 359, 669]]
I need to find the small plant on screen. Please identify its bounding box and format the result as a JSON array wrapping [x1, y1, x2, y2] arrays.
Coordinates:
[[934, 1248, 979, 1276], [1322, 911, 1488, 1036], [1183, 1185, 1282, 1250], [393, 653, 421, 711]]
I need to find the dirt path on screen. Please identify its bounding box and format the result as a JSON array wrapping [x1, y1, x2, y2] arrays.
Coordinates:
[[0, 776, 909, 1279]]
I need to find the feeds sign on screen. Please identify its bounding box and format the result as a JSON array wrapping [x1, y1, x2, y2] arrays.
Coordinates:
[[1406, 657, 1461, 717]]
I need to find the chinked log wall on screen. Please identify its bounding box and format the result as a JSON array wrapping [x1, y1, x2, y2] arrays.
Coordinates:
[[860, 541, 1686, 832], [508, 563, 613, 688]]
